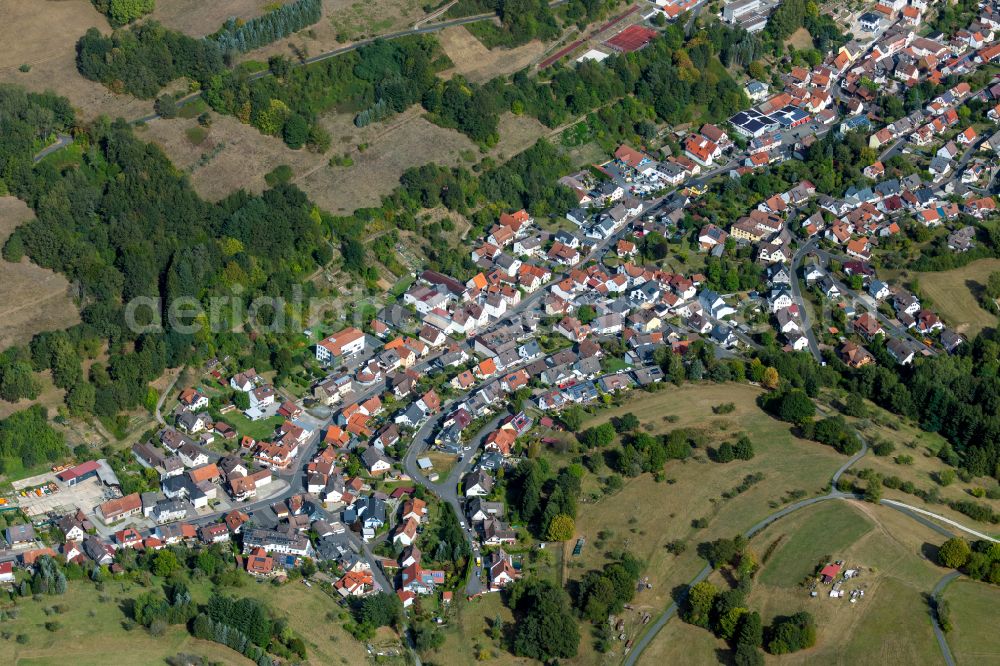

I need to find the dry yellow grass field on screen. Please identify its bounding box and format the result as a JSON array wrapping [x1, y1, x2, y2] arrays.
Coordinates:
[[297, 106, 482, 211], [0, 1, 154, 121], [144, 103, 548, 212], [785, 27, 814, 50], [0, 372, 66, 421], [491, 112, 551, 157], [0, 575, 373, 666], [0, 197, 80, 352], [136, 112, 323, 201], [431, 593, 535, 666], [0, 581, 254, 666], [437, 26, 547, 83], [325, 0, 427, 40], [835, 393, 1000, 533], [558, 383, 846, 664], [911, 258, 1000, 336], [234, 0, 431, 63], [150, 0, 272, 38], [859, 442, 1000, 531]]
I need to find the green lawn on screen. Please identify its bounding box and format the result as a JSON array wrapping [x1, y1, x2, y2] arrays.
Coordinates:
[[215, 411, 284, 440], [388, 273, 416, 298], [943, 579, 1000, 665], [601, 356, 629, 373], [178, 97, 210, 119], [0, 457, 65, 484], [758, 501, 874, 587], [37, 141, 83, 170]]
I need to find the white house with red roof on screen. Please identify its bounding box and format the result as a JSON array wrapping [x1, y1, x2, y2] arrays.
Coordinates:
[[316, 327, 366, 364]]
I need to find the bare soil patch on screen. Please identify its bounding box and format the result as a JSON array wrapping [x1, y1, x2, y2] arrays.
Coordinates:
[[0, 0, 154, 122], [0, 197, 80, 352], [437, 26, 547, 83]]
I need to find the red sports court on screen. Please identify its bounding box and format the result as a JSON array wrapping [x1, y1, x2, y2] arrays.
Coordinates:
[[605, 25, 658, 53]]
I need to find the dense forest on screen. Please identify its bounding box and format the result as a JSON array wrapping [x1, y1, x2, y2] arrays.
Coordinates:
[[0, 406, 66, 475], [77, 22, 225, 98], [763, 0, 844, 52], [0, 85, 328, 427]]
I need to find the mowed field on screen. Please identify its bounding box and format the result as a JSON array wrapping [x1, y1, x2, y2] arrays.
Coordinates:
[[912, 258, 1000, 336], [437, 26, 548, 83], [0, 1, 153, 122], [942, 578, 1000, 665], [560, 383, 846, 665], [0, 198, 80, 352], [757, 501, 874, 587], [639, 501, 951, 666]]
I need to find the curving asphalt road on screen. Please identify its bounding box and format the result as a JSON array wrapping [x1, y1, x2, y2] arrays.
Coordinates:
[[625, 421, 998, 666], [929, 571, 961, 666], [881, 499, 1000, 543], [31, 133, 74, 163]]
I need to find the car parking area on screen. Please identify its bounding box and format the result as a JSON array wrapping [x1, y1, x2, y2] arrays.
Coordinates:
[[14, 474, 110, 518]]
